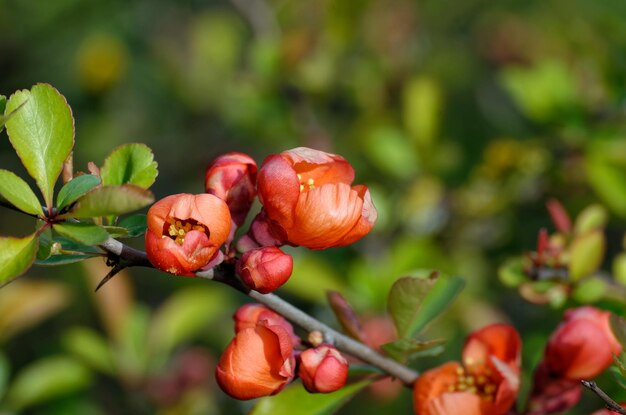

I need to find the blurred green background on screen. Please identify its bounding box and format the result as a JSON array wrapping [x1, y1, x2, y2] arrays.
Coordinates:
[[2, 0, 626, 413]]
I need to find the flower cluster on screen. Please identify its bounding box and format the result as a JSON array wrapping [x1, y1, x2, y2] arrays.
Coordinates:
[[215, 304, 349, 400]]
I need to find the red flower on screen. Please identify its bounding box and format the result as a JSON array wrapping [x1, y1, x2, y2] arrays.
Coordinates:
[[215, 321, 295, 400], [237, 246, 293, 293], [145, 194, 231, 275], [257, 147, 377, 249], [205, 152, 257, 227], [413, 324, 521, 415], [233, 303, 300, 347], [298, 344, 349, 393], [544, 306, 622, 380]]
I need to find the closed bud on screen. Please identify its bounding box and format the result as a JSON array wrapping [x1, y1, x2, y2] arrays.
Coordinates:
[[233, 303, 300, 347], [298, 344, 348, 393], [216, 322, 295, 400], [145, 193, 231, 276], [545, 306, 622, 380], [237, 210, 287, 252], [205, 152, 257, 227], [237, 246, 293, 294]]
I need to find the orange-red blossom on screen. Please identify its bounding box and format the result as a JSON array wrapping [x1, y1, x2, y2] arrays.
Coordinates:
[[298, 344, 348, 393], [236, 246, 293, 294], [413, 324, 521, 415], [145, 193, 231, 276], [257, 147, 377, 249]]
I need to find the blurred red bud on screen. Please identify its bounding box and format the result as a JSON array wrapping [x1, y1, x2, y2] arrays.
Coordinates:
[[298, 344, 348, 393], [145, 193, 231, 275], [544, 306, 622, 380], [546, 199, 571, 234], [205, 152, 257, 227], [216, 322, 295, 400], [233, 303, 300, 347], [237, 247, 293, 293]]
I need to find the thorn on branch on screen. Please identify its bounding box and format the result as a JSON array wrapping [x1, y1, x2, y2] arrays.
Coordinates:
[[95, 262, 127, 292], [581, 380, 626, 415]]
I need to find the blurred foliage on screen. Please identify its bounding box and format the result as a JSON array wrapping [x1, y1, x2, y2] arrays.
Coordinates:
[[2, 0, 626, 413]]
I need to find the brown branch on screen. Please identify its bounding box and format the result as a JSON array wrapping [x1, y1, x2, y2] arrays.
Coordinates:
[[98, 237, 420, 385], [581, 380, 626, 415]]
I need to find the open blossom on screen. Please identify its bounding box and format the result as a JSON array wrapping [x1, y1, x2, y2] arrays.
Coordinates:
[[298, 344, 348, 393], [237, 246, 293, 293], [544, 306, 622, 380], [145, 194, 231, 275], [413, 324, 521, 415], [215, 321, 295, 400], [257, 147, 377, 249], [205, 152, 257, 227]]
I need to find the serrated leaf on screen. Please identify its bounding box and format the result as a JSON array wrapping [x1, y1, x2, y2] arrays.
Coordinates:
[[117, 214, 147, 237], [67, 185, 154, 218], [388, 273, 464, 338], [62, 327, 115, 375], [100, 143, 158, 189], [149, 287, 224, 357], [0, 234, 38, 284], [569, 230, 605, 281], [381, 338, 446, 362], [53, 222, 109, 245], [5, 84, 74, 208], [5, 356, 91, 410], [327, 291, 364, 341], [56, 175, 101, 211], [610, 314, 626, 350], [0, 169, 43, 216], [251, 380, 371, 415]]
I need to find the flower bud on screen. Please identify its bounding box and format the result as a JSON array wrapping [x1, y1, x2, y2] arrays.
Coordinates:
[[544, 306, 622, 380], [145, 194, 231, 275], [236, 211, 287, 252], [233, 303, 300, 347], [216, 322, 295, 400], [237, 246, 293, 293], [298, 344, 348, 393], [205, 152, 257, 227]]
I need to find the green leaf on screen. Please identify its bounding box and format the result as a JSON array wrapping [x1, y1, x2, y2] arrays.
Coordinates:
[[613, 253, 626, 286], [498, 258, 528, 287], [571, 278, 606, 303], [149, 286, 224, 357], [35, 236, 101, 266], [251, 380, 371, 415], [5, 356, 91, 411], [100, 143, 158, 189], [388, 272, 464, 338], [35, 253, 96, 266], [36, 226, 53, 261], [4, 84, 74, 207], [568, 230, 605, 281], [0, 350, 9, 400], [381, 338, 446, 362], [56, 175, 101, 211], [67, 185, 154, 218], [574, 204, 608, 235], [102, 226, 129, 238], [62, 327, 115, 375], [117, 214, 147, 238], [53, 222, 109, 245], [610, 314, 626, 350], [0, 234, 38, 284], [0, 169, 43, 216]]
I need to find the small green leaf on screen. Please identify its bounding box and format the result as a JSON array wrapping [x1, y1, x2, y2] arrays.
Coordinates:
[[53, 222, 109, 245], [574, 204, 608, 235], [149, 287, 224, 357], [5, 356, 91, 410], [100, 143, 158, 189], [0, 234, 38, 284], [56, 175, 101, 211], [610, 314, 626, 350], [62, 327, 115, 375], [0, 169, 43, 216], [67, 185, 154, 218], [571, 277, 606, 303], [613, 253, 626, 286], [381, 338, 446, 362], [568, 230, 605, 281], [498, 258, 528, 287], [36, 226, 53, 261], [117, 214, 147, 237], [251, 380, 371, 415], [388, 272, 464, 338], [103, 226, 129, 238], [35, 236, 100, 266], [5, 84, 75, 208]]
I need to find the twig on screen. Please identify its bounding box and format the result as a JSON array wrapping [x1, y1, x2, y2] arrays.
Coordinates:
[[99, 237, 420, 385], [582, 380, 626, 415]]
